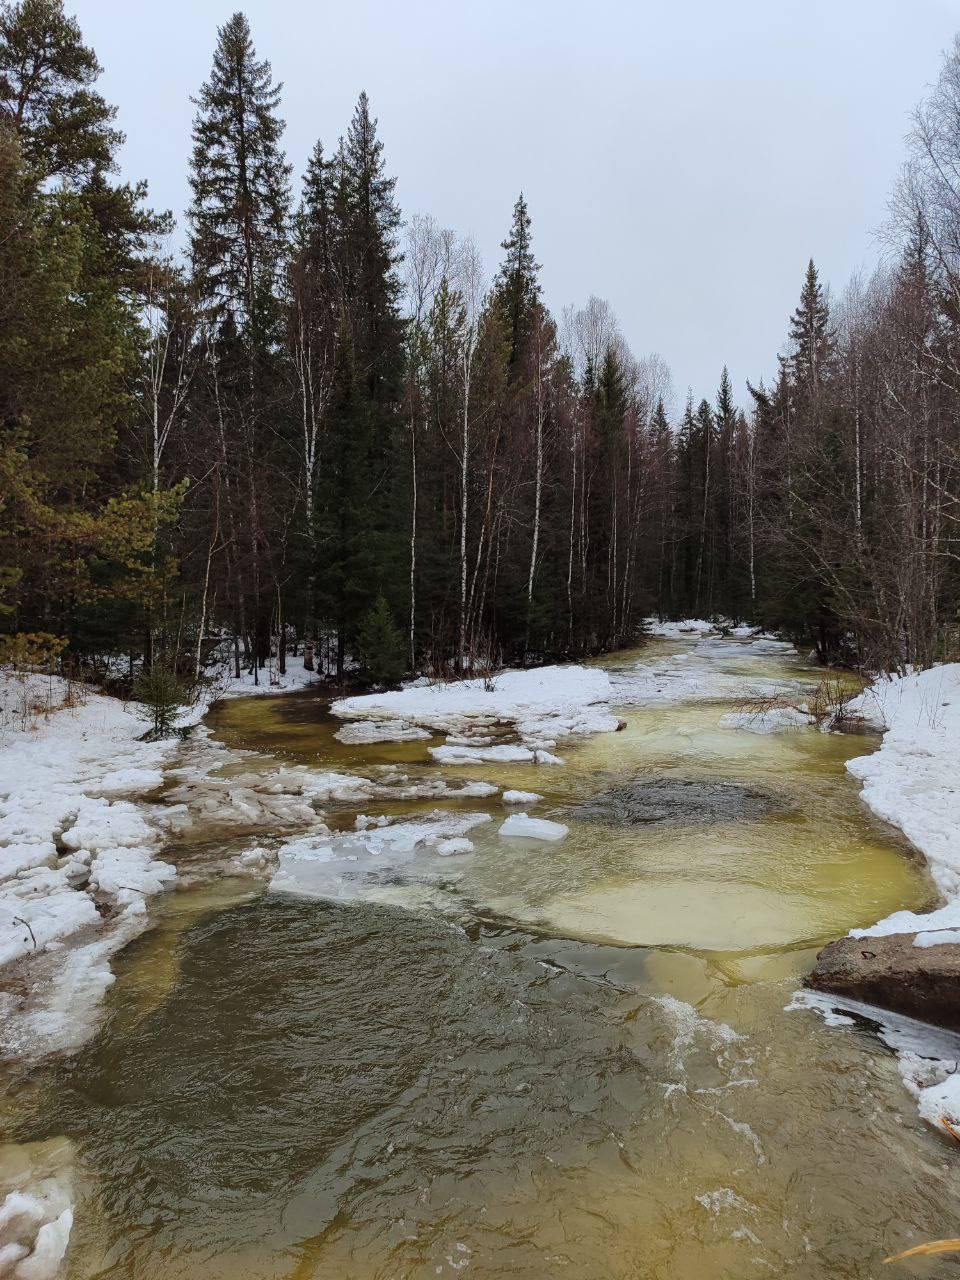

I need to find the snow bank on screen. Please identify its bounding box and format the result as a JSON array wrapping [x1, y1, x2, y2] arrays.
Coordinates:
[[845, 665, 960, 900], [0, 674, 179, 1058], [645, 619, 717, 638], [794, 663, 960, 1131], [332, 665, 619, 753], [206, 653, 322, 700]]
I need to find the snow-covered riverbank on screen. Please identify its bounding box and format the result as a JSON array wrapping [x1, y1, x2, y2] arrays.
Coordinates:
[[0, 676, 177, 1060], [0, 657, 328, 1055], [796, 663, 960, 1130]]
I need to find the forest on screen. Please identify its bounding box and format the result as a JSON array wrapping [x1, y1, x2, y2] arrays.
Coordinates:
[[1, 0, 959, 688]]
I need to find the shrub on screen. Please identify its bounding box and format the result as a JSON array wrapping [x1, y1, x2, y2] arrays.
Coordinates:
[[133, 665, 189, 739]]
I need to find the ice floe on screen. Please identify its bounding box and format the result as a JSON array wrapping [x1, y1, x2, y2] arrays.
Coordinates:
[[498, 813, 568, 842], [270, 811, 493, 901]]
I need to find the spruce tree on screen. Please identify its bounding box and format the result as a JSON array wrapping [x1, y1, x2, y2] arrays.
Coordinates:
[[188, 11, 291, 342], [315, 92, 406, 676], [788, 259, 833, 393], [492, 193, 541, 371], [338, 91, 403, 388], [355, 594, 405, 685], [188, 12, 293, 680]]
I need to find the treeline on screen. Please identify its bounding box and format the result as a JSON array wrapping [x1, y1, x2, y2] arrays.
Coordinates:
[[0, 2, 958, 682]]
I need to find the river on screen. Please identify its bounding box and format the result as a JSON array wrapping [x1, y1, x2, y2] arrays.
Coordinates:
[[7, 635, 959, 1279]]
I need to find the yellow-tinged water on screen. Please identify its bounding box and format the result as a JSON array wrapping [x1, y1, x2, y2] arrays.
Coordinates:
[[8, 637, 960, 1279]]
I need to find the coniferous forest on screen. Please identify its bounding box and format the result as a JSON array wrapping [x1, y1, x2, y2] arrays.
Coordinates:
[[2, 2, 959, 686]]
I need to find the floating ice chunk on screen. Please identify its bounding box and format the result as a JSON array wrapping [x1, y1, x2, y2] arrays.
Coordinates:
[[59, 797, 155, 854], [271, 812, 492, 901], [95, 768, 164, 795], [719, 707, 813, 734], [503, 790, 542, 805], [533, 750, 564, 766], [354, 814, 390, 831], [334, 720, 431, 745], [87, 848, 176, 901], [436, 838, 473, 856], [431, 744, 533, 765], [747, 638, 796, 655], [498, 813, 568, 842], [13, 1207, 72, 1280], [454, 781, 499, 797]]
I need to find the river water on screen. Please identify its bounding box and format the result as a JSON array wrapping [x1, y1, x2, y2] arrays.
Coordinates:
[[8, 636, 960, 1279]]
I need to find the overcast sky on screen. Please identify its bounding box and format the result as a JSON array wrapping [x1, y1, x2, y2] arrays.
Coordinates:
[[76, 0, 960, 407]]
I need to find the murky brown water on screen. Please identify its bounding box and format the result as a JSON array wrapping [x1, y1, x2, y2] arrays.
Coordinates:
[[10, 638, 960, 1279]]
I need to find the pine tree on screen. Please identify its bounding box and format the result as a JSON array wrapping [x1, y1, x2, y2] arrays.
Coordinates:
[[188, 11, 291, 342], [0, 0, 162, 282], [0, 0, 120, 184]]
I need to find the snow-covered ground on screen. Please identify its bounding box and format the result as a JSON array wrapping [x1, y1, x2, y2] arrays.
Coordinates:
[[793, 663, 960, 1131], [0, 674, 186, 1277], [845, 666, 960, 904], [0, 675, 180, 1060], [206, 652, 322, 700]]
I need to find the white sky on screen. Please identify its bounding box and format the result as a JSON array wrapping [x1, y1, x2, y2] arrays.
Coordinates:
[[76, 0, 960, 406]]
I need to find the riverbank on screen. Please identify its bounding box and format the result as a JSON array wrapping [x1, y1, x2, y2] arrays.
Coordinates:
[[0, 656, 326, 1059], [800, 662, 960, 1129]]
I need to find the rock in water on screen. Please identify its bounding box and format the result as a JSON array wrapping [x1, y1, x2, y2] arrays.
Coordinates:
[[806, 933, 960, 1031], [576, 777, 778, 827]]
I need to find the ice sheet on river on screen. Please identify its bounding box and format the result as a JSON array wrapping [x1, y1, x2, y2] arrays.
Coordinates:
[[332, 665, 622, 748]]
